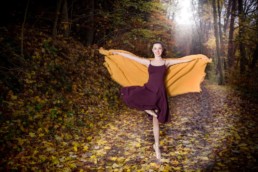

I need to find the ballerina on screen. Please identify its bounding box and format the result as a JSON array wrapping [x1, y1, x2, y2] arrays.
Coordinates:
[[108, 42, 200, 160]]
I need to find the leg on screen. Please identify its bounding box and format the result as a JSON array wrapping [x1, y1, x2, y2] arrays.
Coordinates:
[[153, 116, 161, 159], [145, 110, 157, 117]]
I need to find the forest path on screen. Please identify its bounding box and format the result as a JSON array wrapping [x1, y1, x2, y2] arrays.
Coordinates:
[[79, 82, 257, 171], [2, 83, 257, 171]]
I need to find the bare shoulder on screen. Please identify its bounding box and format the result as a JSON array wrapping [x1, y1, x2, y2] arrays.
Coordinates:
[[164, 58, 176, 66]]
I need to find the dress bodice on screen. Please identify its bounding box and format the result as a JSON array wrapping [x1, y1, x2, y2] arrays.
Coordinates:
[[145, 64, 167, 93]]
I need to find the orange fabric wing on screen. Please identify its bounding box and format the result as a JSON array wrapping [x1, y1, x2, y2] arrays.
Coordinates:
[[99, 48, 212, 96], [165, 54, 212, 96]]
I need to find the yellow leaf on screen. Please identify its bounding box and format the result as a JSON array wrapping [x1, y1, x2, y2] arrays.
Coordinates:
[[97, 139, 107, 145], [62, 142, 68, 146], [29, 132, 36, 137], [55, 135, 63, 141], [51, 156, 59, 165], [33, 150, 38, 155], [19, 125, 26, 132], [172, 167, 181, 171], [135, 143, 141, 147], [199, 156, 209, 161], [171, 160, 179, 165], [30, 161, 36, 165], [109, 124, 118, 130], [240, 146, 249, 151], [17, 138, 26, 146], [43, 141, 53, 146], [90, 155, 98, 164], [69, 163, 77, 169], [11, 95, 18, 100], [217, 162, 225, 167], [109, 157, 117, 161], [37, 128, 43, 132], [72, 141, 79, 146], [150, 162, 160, 168], [96, 149, 106, 156], [65, 133, 73, 140], [73, 146, 78, 152], [124, 151, 131, 156], [231, 157, 238, 161], [161, 159, 170, 163], [44, 127, 49, 133], [104, 146, 111, 150], [117, 157, 125, 163], [170, 152, 176, 156], [239, 143, 247, 147], [87, 136, 92, 141], [83, 145, 89, 151], [112, 163, 121, 168], [235, 133, 241, 140], [39, 155, 47, 162]]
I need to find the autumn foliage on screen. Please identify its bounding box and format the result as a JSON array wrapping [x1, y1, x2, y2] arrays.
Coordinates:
[[0, 0, 258, 171]]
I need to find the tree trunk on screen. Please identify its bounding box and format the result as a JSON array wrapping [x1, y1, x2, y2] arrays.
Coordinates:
[[238, 0, 247, 73], [21, 0, 30, 57], [52, 0, 62, 37], [227, 0, 236, 67], [61, 0, 69, 37], [217, 0, 225, 69], [85, 0, 95, 45], [212, 0, 224, 85], [250, 43, 258, 69], [197, 0, 204, 54], [223, 0, 231, 34]]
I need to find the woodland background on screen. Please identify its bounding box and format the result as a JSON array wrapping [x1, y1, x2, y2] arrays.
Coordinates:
[[0, 0, 257, 171]]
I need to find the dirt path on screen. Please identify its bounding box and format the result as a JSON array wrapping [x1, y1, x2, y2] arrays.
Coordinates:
[[77, 83, 258, 171]]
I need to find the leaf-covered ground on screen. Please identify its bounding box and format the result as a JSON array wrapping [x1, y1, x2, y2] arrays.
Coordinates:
[[0, 31, 257, 171], [1, 82, 257, 171]]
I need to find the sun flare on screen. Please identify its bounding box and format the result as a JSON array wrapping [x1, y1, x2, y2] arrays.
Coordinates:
[[175, 0, 194, 25]]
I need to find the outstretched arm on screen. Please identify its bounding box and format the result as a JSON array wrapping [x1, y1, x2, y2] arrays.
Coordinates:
[[166, 55, 210, 67], [112, 51, 150, 66]]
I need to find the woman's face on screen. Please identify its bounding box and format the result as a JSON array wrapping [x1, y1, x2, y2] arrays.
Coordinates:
[[152, 43, 163, 57]]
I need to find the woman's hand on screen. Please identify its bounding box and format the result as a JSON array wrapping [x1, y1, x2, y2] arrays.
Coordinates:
[[199, 55, 209, 60], [109, 51, 150, 66]]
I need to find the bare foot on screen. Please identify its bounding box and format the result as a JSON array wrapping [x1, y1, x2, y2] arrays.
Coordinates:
[[145, 110, 157, 118], [153, 144, 161, 160]]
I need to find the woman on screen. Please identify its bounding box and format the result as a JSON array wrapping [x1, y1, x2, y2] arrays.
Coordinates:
[[111, 42, 194, 160]]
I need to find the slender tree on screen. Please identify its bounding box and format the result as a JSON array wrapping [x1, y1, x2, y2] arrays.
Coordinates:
[[85, 0, 95, 45], [21, 0, 30, 57], [250, 43, 258, 69], [53, 0, 62, 37], [52, 0, 70, 37], [223, 0, 231, 34], [227, 0, 236, 68], [62, 0, 69, 37], [217, 0, 226, 70], [238, 0, 247, 73], [212, 0, 224, 84]]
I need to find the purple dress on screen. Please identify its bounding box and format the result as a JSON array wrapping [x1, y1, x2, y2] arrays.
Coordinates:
[[120, 63, 169, 123]]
